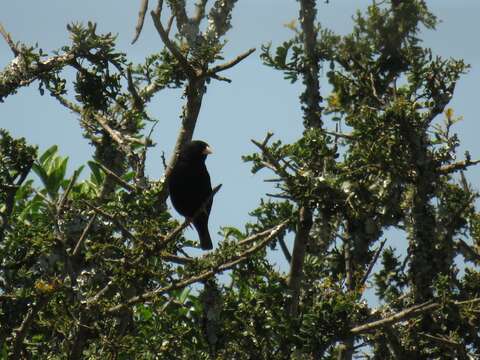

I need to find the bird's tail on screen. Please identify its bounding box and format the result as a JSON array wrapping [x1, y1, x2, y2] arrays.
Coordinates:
[[193, 218, 213, 250]]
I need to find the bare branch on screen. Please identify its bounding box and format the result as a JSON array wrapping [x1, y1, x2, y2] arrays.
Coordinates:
[[360, 238, 387, 286], [287, 206, 313, 317], [209, 48, 256, 75], [351, 297, 480, 334], [456, 239, 480, 264], [93, 114, 127, 149], [0, 23, 19, 56], [323, 129, 355, 140], [298, 0, 322, 129], [50, 92, 82, 113], [150, 7, 196, 78], [72, 215, 97, 257], [132, 0, 149, 44], [57, 168, 82, 214], [210, 73, 232, 83], [278, 236, 292, 263], [127, 66, 144, 112], [238, 220, 289, 247], [84, 280, 114, 306], [160, 253, 194, 264], [97, 162, 136, 192], [438, 159, 480, 175]]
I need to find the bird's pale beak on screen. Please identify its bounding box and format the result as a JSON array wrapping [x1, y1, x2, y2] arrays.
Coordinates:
[[203, 146, 213, 155]]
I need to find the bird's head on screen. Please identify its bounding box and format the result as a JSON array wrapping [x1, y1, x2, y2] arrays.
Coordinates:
[[180, 140, 213, 162]]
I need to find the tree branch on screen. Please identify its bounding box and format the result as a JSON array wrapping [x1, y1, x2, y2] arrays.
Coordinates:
[[438, 159, 480, 175], [208, 48, 256, 75], [72, 215, 97, 257], [0, 23, 19, 56], [107, 221, 288, 314], [360, 238, 387, 287], [351, 297, 480, 335], [287, 206, 313, 317], [132, 0, 149, 44], [97, 162, 136, 192], [150, 5, 196, 78], [0, 51, 76, 102], [9, 296, 49, 358]]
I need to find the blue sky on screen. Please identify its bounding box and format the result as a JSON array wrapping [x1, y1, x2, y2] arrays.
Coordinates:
[[1, 1, 479, 274]]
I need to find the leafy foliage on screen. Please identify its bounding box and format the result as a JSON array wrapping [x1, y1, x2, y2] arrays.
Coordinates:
[[1, 1, 480, 359]]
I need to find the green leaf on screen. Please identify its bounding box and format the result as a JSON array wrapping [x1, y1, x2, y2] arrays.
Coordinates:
[[88, 161, 105, 185], [39, 145, 58, 164]]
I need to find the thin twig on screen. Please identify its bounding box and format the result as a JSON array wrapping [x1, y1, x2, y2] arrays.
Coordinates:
[[97, 162, 136, 192], [72, 215, 97, 257], [351, 297, 480, 334], [150, 6, 196, 78], [93, 114, 127, 148], [278, 236, 292, 263], [456, 239, 480, 264], [238, 220, 289, 247], [127, 66, 144, 112], [84, 280, 114, 306], [160, 253, 194, 264], [360, 238, 387, 286], [161, 151, 168, 170], [209, 48, 256, 74], [57, 168, 82, 214], [81, 200, 137, 243], [0, 23, 19, 56]]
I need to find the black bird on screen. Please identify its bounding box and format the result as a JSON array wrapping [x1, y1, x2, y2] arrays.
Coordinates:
[[168, 140, 214, 250]]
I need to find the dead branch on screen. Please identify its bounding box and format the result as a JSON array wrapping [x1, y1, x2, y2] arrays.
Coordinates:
[[132, 0, 149, 44], [0, 23, 19, 56]]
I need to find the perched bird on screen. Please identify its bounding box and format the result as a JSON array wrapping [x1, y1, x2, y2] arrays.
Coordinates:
[[168, 140, 214, 250]]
